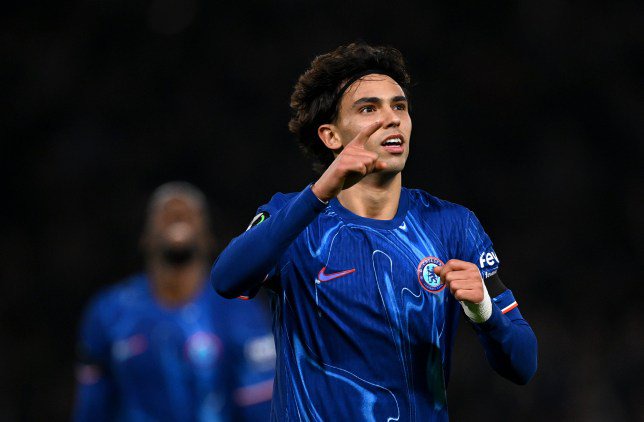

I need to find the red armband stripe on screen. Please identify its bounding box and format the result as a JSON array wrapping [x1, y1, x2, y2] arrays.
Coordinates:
[[501, 301, 518, 314], [501, 300, 519, 314]]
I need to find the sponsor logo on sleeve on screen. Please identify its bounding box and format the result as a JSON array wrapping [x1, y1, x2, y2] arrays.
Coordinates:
[[479, 251, 500, 279], [478, 251, 500, 268]]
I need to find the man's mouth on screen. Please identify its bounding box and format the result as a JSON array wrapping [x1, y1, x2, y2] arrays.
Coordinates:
[[161, 244, 198, 266], [381, 136, 405, 154]]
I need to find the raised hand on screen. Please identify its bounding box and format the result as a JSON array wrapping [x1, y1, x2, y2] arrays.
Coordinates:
[[311, 121, 387, 202], [433, 259, 485, 304]]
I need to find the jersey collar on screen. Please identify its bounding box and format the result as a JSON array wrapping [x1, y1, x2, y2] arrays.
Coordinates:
[[329, 188, 409, 230]]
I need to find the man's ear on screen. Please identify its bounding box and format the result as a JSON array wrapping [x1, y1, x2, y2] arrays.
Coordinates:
[[317, 124, 343, 151]]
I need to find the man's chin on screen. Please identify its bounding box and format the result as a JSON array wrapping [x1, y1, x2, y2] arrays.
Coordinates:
[[381, 157, 406, 175]]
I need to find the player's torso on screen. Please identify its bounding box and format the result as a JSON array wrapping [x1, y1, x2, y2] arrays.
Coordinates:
[[103, 278, 230, 420], [271, 190, 461, 421]]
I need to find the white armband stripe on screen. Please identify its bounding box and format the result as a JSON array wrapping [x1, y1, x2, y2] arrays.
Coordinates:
[[501, 301, 518, 314]]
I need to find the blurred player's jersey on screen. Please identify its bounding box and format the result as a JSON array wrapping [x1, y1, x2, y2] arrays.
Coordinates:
[[74, 274, 275, 422], [254, 188, 500, 421]]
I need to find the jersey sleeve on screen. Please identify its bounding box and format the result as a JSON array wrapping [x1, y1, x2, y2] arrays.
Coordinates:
[[235, 193, 294, 299], [73, 295, 116, 421], [459, 210, 501, 282], [459, 210, 538, 385], [211, 185, 327, 299]]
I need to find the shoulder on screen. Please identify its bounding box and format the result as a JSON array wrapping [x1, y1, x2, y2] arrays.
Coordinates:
[[257, 191, 300, 212], [404, 188, 472, 221], [82, 274, 148, 321]]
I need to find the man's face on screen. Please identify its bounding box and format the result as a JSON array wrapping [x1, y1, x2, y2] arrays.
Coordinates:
[[332, 74, 412, 173], [144, 195, 209, 264]]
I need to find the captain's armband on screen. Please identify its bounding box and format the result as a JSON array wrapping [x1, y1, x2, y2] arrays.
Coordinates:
[[484, 273, 508, 298]]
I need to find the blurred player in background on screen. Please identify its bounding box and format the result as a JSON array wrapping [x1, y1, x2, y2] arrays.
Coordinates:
[[211, 43, 537, 420], [74, 182, 275, 421]]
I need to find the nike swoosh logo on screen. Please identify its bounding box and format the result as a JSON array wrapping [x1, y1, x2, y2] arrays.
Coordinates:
[[316, 266, 356, 283]]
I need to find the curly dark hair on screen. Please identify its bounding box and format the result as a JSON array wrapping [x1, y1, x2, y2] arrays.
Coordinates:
[[289, 42, 411, 173]]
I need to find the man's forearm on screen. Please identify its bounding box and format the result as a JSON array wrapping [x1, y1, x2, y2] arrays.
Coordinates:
[[472, 292, 538, 385]]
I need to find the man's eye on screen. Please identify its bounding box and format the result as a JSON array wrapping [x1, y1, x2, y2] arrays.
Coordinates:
[[359, 105, 376, 113], [393, 103, 407, 111]]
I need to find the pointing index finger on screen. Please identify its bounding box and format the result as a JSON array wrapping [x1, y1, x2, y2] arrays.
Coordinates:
[[348, 120, 382, 148]]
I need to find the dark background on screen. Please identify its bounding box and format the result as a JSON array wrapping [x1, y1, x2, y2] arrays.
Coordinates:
[[3, 0, 643, 420]]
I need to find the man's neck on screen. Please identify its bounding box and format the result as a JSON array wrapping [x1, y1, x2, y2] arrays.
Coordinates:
[[147, 260, 207, 307], [337, 172, 402, 220]]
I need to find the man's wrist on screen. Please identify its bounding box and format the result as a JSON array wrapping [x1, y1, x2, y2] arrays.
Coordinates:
[[310, 183, 331, 204], [461, 280, 493, 323], [310, 183, 330, 205]]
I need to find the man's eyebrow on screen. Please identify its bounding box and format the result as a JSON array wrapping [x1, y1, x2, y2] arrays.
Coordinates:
[[353, 97, 381, 106], [352, 95, 409, 106]]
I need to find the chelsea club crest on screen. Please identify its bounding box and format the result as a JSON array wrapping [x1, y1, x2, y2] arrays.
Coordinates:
[[185, 332, 221, 369], [417, 256, 446, 293]]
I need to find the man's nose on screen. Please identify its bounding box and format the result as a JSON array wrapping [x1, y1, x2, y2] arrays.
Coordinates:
[[381, 106, 401, 128]]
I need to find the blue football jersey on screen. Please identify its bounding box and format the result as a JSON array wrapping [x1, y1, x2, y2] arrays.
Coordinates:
[[253, 187, 501, 421], [74, 274, 275, 422]]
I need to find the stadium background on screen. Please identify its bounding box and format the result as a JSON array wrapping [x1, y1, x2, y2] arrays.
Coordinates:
[[3, 0, 642, 420]]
